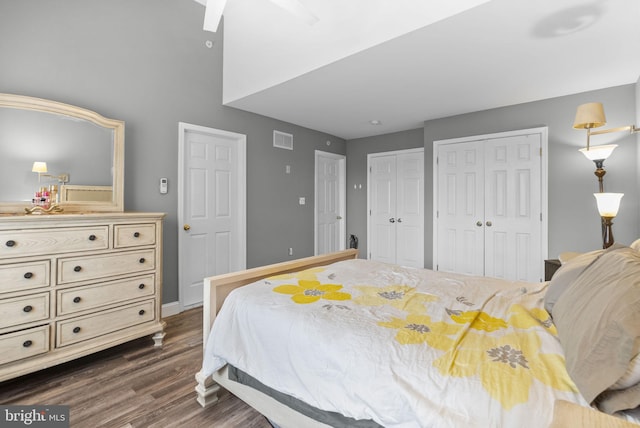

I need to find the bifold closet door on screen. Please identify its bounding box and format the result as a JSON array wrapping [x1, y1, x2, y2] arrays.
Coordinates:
[[436, 134, 542, 282], [436, 141, 485, 276], [369, 150, 424, 268]]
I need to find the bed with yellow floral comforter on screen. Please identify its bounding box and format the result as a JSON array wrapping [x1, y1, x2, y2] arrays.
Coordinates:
[[201, 258, 588, 427]]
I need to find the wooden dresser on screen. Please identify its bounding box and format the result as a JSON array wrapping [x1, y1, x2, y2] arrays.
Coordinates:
[[0, 212, 165, 382]]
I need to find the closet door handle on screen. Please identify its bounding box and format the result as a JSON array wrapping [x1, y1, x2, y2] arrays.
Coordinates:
[[476, 221, 483, 227], [486, 221, 493, 227], [396, 218, 402, 223], [389, 218, 395, 223]]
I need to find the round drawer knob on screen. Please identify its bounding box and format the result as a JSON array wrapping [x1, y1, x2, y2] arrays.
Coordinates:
[[23, 305, 33, 313], [138, 283, 145, 290], [73, 327, 81, 334], [88, 234, 97, 241], [73, 266, 82, 272], [139, 258, 145, 264], [133, 232, 140, 238], [138, 310, 145, 316], [5, 240, 15, 247], [73, 297, 82, 303], [23, 340, 33, 348], [24, 272, 33, 279]]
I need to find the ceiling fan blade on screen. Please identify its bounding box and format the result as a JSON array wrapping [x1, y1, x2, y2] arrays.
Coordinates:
[[268, 0, 319, 25], [203, 0, 227, 32]]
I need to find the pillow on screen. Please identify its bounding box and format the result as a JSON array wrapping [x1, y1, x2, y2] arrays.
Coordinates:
[[631, 239, 640, 252], [552, 246, 640, 414], [543, 249, 604, 315]]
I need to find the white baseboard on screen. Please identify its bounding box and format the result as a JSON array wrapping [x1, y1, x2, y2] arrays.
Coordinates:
[[162, 301, 182, 318]]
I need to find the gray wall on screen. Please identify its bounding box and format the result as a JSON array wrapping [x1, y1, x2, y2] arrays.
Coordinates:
[[0, 0, 346, 303], [347, 84, 639, 267]]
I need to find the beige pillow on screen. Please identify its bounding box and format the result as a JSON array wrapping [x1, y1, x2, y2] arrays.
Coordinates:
[[543, 249, 604, 315], [553, 246, 640, 413]]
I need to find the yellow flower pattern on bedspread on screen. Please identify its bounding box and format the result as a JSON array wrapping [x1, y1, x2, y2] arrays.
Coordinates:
[[267, 264, 574, 411], [353, 284, 438, 313], [433, 330, 577, 409], [273, 279, 351, 304], [378, 313, 462, 350]]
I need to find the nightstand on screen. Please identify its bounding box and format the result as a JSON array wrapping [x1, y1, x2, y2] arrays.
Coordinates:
[[545, 259, 561, 281]]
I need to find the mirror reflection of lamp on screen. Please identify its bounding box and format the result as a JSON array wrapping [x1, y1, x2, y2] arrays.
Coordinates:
[[594, 193, 623, 249], [31, 161, 69, 184]]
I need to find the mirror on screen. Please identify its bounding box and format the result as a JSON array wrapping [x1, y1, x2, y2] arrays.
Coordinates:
[[0, 93, 124, 213]]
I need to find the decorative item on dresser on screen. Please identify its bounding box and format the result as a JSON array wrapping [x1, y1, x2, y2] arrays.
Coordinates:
[[0, 212, 165, 382]]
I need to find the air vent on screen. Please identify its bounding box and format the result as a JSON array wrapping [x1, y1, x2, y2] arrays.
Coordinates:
[[273, 130, 293, 150]]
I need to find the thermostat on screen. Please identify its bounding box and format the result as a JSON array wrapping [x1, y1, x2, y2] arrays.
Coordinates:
[[160, 178, 168, 194]]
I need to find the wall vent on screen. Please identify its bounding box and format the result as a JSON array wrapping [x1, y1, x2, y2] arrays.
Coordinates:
[[273, 130, 293, 150]]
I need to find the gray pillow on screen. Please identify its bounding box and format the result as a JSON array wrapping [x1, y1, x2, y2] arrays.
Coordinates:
[[553, 246, 640, 413]]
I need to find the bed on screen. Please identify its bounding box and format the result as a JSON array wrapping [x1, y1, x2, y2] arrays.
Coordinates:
[[195, 247, 640, 427]]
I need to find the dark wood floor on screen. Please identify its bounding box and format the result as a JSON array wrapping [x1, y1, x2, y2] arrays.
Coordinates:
[[0, 307, 272, 428]]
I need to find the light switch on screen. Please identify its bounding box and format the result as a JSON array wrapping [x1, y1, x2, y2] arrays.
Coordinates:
[[299, 197, 305, 205]]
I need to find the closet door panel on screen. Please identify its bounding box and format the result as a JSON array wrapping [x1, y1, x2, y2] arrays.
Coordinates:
[[484, 135, 542, 281], [436, 143, 484, 275]]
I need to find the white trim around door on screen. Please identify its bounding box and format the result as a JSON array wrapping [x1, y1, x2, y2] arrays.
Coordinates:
[[178, 122, 247, 312]]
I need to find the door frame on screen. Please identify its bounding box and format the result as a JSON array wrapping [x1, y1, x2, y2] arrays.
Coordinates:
[[432, 127, 548, 277], [314, 150, 346, 255], [177, 122, 247, 312], [367, 147, 425, 261]]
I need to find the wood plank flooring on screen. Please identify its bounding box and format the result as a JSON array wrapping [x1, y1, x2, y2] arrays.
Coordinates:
[[0, 307, 272, 428]]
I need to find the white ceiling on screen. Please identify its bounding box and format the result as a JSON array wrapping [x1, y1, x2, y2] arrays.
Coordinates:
[[198, 0, 640, 140]]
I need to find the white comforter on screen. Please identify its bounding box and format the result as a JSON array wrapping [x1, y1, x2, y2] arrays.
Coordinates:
[[202, 259, 588, 427]]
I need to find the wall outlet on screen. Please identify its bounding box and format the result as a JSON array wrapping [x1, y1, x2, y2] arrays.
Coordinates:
[[299, 197, 305, 205], [288, 247, 293, 256]]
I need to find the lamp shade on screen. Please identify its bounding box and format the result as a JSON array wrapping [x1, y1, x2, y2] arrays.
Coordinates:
[[594, 193, 623, 217], [32, 161, 48, 173], [579, 144, 618, 161], [573, 102, 607, 129]]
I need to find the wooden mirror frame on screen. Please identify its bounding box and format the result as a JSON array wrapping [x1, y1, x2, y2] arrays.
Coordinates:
[[0, 93, 124, 213]]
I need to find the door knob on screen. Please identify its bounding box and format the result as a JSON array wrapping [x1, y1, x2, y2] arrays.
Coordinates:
[[389, 218, 395, 223], [476, 221, 483, 227], [336, 216, 342, 220], [183, 224, 191, 231], [486, 221, 493, 227], [397, 218, 402, 223]]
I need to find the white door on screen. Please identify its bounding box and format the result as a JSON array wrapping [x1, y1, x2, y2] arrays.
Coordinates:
[[395, 152, 424, 267], [436, 141, 485, 275], [369, 155, 397, 264], [484, 134, 542, 281], [434, 128, 547, 282], [368, 149, 424, 268], [315, 151, 346, 255], [178, 123, 246, 309]]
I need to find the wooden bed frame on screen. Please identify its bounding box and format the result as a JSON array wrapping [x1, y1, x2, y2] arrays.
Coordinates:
[[195, 249, 357, 426], [194, 248, 637, 428]]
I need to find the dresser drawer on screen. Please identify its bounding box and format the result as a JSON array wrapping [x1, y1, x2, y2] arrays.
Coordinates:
[[0, 226, 109, 258], [0, 293, 49, 330], [57, 274, 155, 315], [114, 224, 156, 248], [0, 261, 50, 294], [57, 249, 155, 284], [56, 300, 155, 347], [0, 325, 50, 365]]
